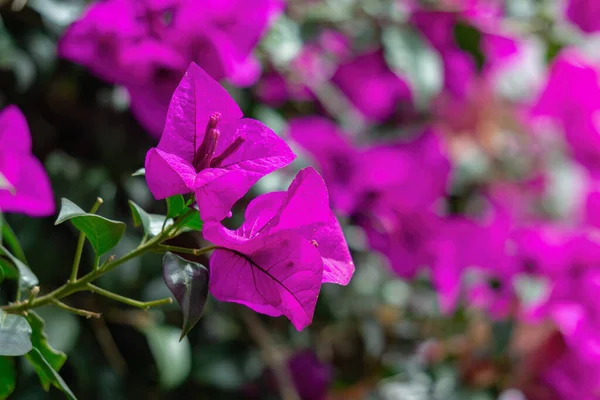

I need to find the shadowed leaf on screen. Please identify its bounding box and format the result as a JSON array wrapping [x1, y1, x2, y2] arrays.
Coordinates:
[[162, 252, 209, 340]]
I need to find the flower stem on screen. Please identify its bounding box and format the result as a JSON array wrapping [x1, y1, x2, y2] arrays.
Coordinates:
[[69, 197, 104, 282], [0, 205, 196, 315], [157, 244, 218, 256], [86, 283, 172, 309]]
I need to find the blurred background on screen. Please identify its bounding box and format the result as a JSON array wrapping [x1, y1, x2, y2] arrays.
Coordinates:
[[2, 0, 600, 399]]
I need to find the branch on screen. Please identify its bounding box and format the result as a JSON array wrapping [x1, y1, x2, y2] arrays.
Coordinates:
[[239, 308, 301, 400]]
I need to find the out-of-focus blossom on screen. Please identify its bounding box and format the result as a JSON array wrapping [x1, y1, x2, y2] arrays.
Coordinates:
[[289, 117, 450, 278], [256, 30, 350, 107], [519, 234, 600, 398], [145, 63, 295, 221], [565, 0, 600, 33], [0, 106, 54, 217], [60, 0, 283, 136], [531, 50, 600, 176], [411, 4, 521, 101], [331, 49, 412, 122], [203, 168, 354, 330]]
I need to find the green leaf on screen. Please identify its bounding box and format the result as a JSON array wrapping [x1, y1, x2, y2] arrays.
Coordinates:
[[25, 348, 77, 400], [0, 356, 15, 399], [0, 245, 37, 296], [132, 168, 145, 177], [453, 21, 485, 71], [55, 198, 126, 255], [162, 252, 209, 340], [180, 212, 203, 232], [166, 195, 186, 219], [0, 259, 17, 281], [0, 310, 32, 356], [128, 201, 171, 238], [26, 312, 67, 390], [128, 201, 151, 235], [145, 325, 191, 390]]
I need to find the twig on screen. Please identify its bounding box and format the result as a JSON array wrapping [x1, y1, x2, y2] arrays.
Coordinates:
[[239, 308, 301, 400], [90, 317, 127, 374], [52, 299, 101, 319], [86, 284, 172, 310]]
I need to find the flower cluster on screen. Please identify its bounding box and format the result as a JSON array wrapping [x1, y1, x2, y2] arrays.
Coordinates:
[[146, 63, 353, 330], [59, 0, 282, 136]]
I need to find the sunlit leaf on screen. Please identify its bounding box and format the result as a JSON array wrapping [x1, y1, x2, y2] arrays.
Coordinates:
[[180, 212, 203, 232], [55, 198, 126, 255], [0, 310, 32, 356], [162, 252, 209, 340], [166, 195, 186, 219]]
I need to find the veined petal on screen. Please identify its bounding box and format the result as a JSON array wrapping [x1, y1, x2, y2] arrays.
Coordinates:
[[209, 231, 323, 331]]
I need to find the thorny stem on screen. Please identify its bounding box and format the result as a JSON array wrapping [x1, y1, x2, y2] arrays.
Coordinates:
[[0, 206, 212, 315], [70, 197, 103, 282]]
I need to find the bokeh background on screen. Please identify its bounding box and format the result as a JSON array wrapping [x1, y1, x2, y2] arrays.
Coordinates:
[[2, 0, 600, 399]]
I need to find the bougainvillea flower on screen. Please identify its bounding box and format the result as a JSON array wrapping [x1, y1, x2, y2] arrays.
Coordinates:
[[145, 62, 295, 221], [531, 50, 600, 175], [565, 0, 600, 33], [411, 6, 521, 100], [332, 50, 412, 122], [203, 168, 354, 330], [60, 0, 283, 136], [0, 106, 54, 216], [58, 0, 145, 84], [289, 117, 450, 215]]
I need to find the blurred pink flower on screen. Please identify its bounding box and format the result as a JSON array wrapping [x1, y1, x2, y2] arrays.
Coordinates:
[[60, 0, 283, 136], [566, 0, 600, 33], [0, 106, 54, 217], [332, 50, 412, 122], [289, 117, 450, 278], [531, 50, 600, 175]]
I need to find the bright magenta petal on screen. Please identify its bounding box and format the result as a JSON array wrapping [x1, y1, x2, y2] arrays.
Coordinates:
[[209, 232, 323, 330], [157, 62, 243, 161], [144, 148, 197, 199], [193, 118, 295, 221]]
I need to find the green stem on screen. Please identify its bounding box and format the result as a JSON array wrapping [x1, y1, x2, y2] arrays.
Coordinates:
[[1, 207, 197, 315], [52, 299, 101, 319], [69, 197, 104, 282], [86, 284, 172, 309], [157, 244, 217, 256]]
